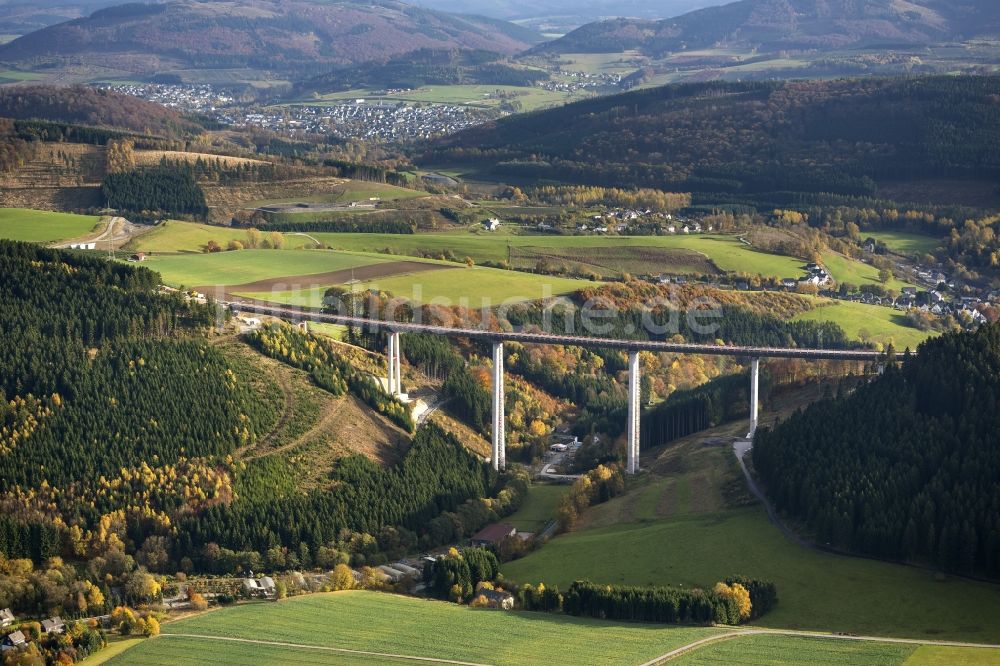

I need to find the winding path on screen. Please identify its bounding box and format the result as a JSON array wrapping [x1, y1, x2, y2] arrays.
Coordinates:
[[641, 628, 1000, 665]]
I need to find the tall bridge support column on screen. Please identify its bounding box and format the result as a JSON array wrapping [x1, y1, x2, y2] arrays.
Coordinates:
[[392, 331, 402, 397], [386, 331, 402, 397], [492, 341, 506, 471], [748, 357, 760, 438], [627, 350, 641, 475]]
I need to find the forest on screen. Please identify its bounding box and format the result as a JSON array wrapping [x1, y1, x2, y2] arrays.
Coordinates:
[[0, 241, 530, 620], [753, 324, 1000, 577], [0, 85, 200, 139], [425, 76, 1000, 207], [102, 164, 209, 217]]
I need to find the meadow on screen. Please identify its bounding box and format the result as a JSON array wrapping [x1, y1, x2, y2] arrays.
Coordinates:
[[237, 264, 598, 307], [865, 231, 942, 257], [142, 249, 397, 288], [0, 208, 101, 243], [505, 483, 568, 533], [671, 633, 918, 665], [503, 426, 1000, 649], [820, 250, 914, 291], [104, 591, 722, 666], [793, 298, 933, 350], [298, 84, 592, 112], [311, 232, 808, 278]]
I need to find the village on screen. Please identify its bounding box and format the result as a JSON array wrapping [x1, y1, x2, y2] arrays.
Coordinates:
[[103, 83, 496, 141]]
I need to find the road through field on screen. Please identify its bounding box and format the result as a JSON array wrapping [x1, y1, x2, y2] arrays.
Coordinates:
[[154, 633, 492, 666], [643, 628, 1000, 665]]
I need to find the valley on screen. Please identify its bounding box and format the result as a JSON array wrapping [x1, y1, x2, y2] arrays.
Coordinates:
[[0, 4, 998, 663]]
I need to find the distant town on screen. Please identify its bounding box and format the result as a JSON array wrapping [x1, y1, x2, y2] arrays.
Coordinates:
[[103, 84, 496, 142]]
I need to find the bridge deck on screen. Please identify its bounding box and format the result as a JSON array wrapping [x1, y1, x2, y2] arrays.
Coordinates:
[[234, 302, 892, 361]]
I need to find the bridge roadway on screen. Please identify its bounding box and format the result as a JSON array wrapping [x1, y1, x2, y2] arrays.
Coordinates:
[[233, 300, 895, 474], [233, 301, 887, 361]]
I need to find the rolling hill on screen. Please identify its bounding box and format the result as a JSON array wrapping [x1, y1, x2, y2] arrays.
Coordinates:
[[533, 0, 1000, 55], [424, 75, 1000, 204], [0, 0, 542, 81]]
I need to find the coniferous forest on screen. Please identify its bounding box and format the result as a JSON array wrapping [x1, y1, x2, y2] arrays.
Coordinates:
[[0, 241, 522, 592], [753, 324, 1000, 577]]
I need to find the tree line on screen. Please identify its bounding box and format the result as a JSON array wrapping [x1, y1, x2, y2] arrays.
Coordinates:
[[753, 324, 1000, 576]]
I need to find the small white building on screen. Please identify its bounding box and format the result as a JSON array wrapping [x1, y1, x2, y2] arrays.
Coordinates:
[[483, 218, 501, 231], [69, 242, 97, 250]]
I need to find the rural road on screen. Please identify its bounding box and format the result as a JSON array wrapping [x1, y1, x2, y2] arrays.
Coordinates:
[[52, 216, 137, 250], [641, 628, 1000, 665], [732, 439, 812, 549]]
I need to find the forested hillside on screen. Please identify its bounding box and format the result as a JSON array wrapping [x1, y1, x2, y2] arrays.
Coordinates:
[[426, 76, 1000, 205], [0, 0, 540, 79], [534, 0, 1000, 55], [0, 86, 201, 139], [0, 241, 529, 620], [753, 324, 1000, 577]]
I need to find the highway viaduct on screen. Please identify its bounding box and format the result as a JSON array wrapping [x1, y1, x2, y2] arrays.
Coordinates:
[[232, 301, 893, 475]]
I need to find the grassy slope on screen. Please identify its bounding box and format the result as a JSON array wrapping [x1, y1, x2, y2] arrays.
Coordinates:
[[246, 180, 427, 206], [674, 634, 917, 665], [108, 592, 721, 666], [505, 484, 567, 533], [821, 251, 913, 291], [313, 232, 807, 277], [502, 408, 1000, 644], [128, 221, 272, 253], [142, 249, 396, 288], [793, 298, 933, 350], [865, 231, 942, 257], [0, 208, 101, 242]]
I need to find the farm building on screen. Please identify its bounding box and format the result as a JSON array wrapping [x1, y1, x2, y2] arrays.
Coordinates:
[[477, 588, 515, 610], [377, 566, 408, 583], [470, 523, 516, 547], [242, 576, 277, 598], [41, 617, 64, 634], [0, 609, 13, 628], [69, 242, 97, 250], [391, 562, 422, 577], [2, 630, 25, 650]]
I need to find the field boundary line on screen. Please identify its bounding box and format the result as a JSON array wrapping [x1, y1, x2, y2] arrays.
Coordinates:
[[641, 628, 1000, 664], [158, 632, 494, 665]]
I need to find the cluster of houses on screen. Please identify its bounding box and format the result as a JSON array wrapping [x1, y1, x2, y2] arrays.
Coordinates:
[[782, 262, 833, 289], [1, 609, 66, 653]]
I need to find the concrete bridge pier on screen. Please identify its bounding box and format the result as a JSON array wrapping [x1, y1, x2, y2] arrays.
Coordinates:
[[748, 357, 760, 438], [386, 331, 402, 397], [492, 340, 506, 471], [627, 350, 641, 475]]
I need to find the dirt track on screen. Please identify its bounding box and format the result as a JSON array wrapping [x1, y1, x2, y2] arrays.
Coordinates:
[[194, 260, 454, 298]]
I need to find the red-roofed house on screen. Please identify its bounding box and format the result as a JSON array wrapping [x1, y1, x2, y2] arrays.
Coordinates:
[[470, 523, 516, 548]]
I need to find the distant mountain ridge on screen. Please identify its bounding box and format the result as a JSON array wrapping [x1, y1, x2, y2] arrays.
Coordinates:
[[0, 0, 541, 80], [534, 0, 1000, 55]]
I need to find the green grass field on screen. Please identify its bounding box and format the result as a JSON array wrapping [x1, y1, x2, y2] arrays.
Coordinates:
[[793, 298, 933, 350], [238, 264, 598, 307], [506, 484, 568, 533], [297, 84, 592, 112], [820, 251, 913, 291], [247, 180, 427, 207], [502, 506, 1000, 643], [143, 249, 396, 288], [311, 232, 806, 278], [129, 221, 272, 253], [866, 231, 942, 257], [904, 645, 1000, 665], [0, 208, 102, 243], [674, 633, 918, 665], [105, 592, 722, 665]]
